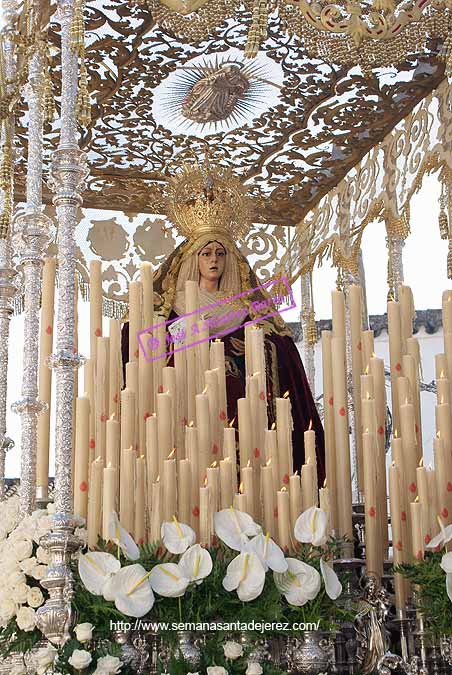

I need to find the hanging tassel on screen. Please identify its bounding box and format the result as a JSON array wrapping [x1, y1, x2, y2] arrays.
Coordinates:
[[307, 308, 317, 346], [448, 238, 452, 280], [70, 0, 85, 55], [244, 0, 268, 59], [76, 62, 91, 126], [439, 208, 449, 240]]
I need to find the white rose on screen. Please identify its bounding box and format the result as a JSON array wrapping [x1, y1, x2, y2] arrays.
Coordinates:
[[36, 546, 50, 565], [207, 668, 228, 675], [9, 665, 26, 675], [32, 565, 47, 580], [36, 645, 58, 669], [68, 649, 92, 670], [0, 596, 17, 622], [11, 583, 30, 605], [223, 641, 243, 660], [19, 557, 39, 576], [95, 655, 123, 673], [27, 587, 44, 608], [74, 622, 94, 642], [246, 663, 263, 675], [16, 606, 36, 631], [13, 539, 33, 561], [8, 570, 26, 587]]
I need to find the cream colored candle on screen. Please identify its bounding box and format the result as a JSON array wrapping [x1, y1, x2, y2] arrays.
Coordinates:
[[87, 457, 103, 548], [139, 344, 154, 454], [219, 458, 234, 510], [410, 499, 424, 560], [392, 435, 411, 557], [444, 331, 452, 388], [174, 346, 187, 454], [301, 461, 315, 511], [141, 262, 154, 330], [157, 391, 173, 477], [397, 377, 411, 409], [146, 413, 159, 489], [120, 388, 136, 455], [264, 427, 279, 495], [162, 451, 177, 522], [106, 414, 120, 467], [398, 285, 414, 353], [150, 479, 161, 542], [443, 290, 452, 335], [400, 402, 418, 497], [210, 340, 227, 436], [108, 319, 121, 418], [205, 369, 221, 460], [403, 353, 422, 454], [233, 486, 247, 512], [135, 455, 146, 544], [360, 373, 375, 399], [102, 463, 117, 541], [331, 290, 345, 338], [223, 426, 238, 494], [153, 322, 166, 398], [37, 256, 56, 497], [84, 358, 96, 465], [178, 458, 191, 524], [369, 355, 387, 451], [361, 330, 375, 374], [162, 366, 177, 455], [348, 284, 364, 492], [95, 337, 110, 463], [416, 461, 430, 545], [74, 395, 90, 520], [303, 424, 317, 497], [185, 280, 199, 423], [361, 393, 377, 436], [434, 434, 452, 522], [196, 390, 211, 486], [89, 260, 102, 363], [331, 336, 353, 540], [120, 447, 135, 533], [186, 424, 200, 533], [128, 281, 142, 362], [435, 401, 452, 459], [238, 397, 252, 469], [276, 395, 293, 487], [289, 472, 302, 530], [207, 462, 220, 515], [363, 431, 382, 578], [389, 463, 406, 610], [427, 468, 440, 540], [261, 460, 275, 537], [241, 463, 255, 519], [199, 483, 212, 546], [436, 371, 450, 406], [277, 487, 291, 552], [319, 484, 330, 520], [388, 300, 403, 435], [321, 330, 337, 532]]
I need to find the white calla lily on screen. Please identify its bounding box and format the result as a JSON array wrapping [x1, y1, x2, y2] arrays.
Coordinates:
[[78, 551, 120, 596], [447, 574, 452, 603], [222, 551, 265, 601], [249, 533, 288, 573], [109, 564, 154, 617], [320, 558, 342, 600], [294, 507, 328, 547], [178, 544, 212, 584], [161, 517, 196, 555], [214, 508, 261, 551], [440, 551, 452, 574], [274, 558, 321, 606], [426, 517, 452, 550], [108, 511, 140, 561], [149, 563, 190, 597]]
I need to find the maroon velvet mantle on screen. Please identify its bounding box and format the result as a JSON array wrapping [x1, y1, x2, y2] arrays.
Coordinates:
[[121, 313, 325, 484]]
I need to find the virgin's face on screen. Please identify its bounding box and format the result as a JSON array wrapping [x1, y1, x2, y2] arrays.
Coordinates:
[[198, 241, 226, 283]]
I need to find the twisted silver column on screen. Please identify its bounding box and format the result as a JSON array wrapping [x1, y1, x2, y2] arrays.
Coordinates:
[[387, 237, 405, 301], [300, 272, 316, 396], [36, 0, 87, 645], [12, 51, 53, 517]]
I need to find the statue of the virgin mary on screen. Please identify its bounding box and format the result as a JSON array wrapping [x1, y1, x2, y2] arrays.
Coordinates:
[[122, 160, 325, 480]]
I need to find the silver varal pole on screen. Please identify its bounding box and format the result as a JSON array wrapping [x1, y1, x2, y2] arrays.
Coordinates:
[[0, 3, 20, 501], [12, 50, 53, 517], [300, 272, 316, 396], [36, 0, 87, 645]]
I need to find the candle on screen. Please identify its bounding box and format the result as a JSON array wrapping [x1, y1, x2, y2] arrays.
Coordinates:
[[135, 456, 146, 544], [108, 319, 121, 418], [185, 280, 199, 423], [363, 431, 382, 578], [223, 426, 238, 495], [361, 330, 375, 374], [238, 398, 252, 469], [186, 424, 200, 533], [102, 463, 117, 540], [162, 449, 177, 522], [442, 290, 452, 335], [150, 479, 161, 542], [162, 367, 177, 455], [289, 472, 302, 530], [397, 377, 411, 409], [301, 461, 315, 511], [207, 462, 220, 514], [392, 434, 411, 558], [319, 484, 330, 520], [141, 261, 154, 330], [331, 290, 345, 338], [277, 487, 291, 552], [199, 482, 212, 545], [196, 389, 211, 486], [210, 340, 227, 436], [387, 300, 403, 435], [403, 353, 422, 453], [261, 459, 275, 538], [241, 462, 255, 519], [95, 337, 110, 463], [84, 359, 96, 465], [434, 433, 452, 522], [157, 391, 173, 478], [220, 458, 234, 510], [37, 256, 56, 497], [89, 260, 102, 363], [233, 484, 247, 512], [120, 447, 135, 533], [153, 322, 166, 399], [264, 427, 279, 495], [436, 369, 450, 406], [120, 387, 136, 454], [321, 330, 337, 531], [427, 467, 439, 540], [361, 391, 377, 437], [400, 401, 418, 496], [389, 463, 407, 610], [146, 413, 159, 488], [205, 369, 220, 461], [444, 331, 452, 390], [370, 355, 388, 553], [174, 346, 187, 454], [276, 395, 293, 487], [410, 499, 424, 560], [87, 457, 103, 548], [128, 281, 142, 362], [435, 400, 452, 459], [139, 343, 154, 454], [74, 395, 90, 520], [348, 284, 364, 492], [331, 336, 353, 540], [303, 422, 317, 497], [398, 285, 414, 353], [416, 460, 430, 546], [178, 458, 191, 524]]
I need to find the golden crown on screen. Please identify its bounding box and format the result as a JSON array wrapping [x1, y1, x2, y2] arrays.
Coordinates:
[[165, 160, 252, 242]]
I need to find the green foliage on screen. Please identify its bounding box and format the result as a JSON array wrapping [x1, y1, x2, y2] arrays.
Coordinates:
[[396, 552, 452, 638], [0, 620, 41, 658]]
